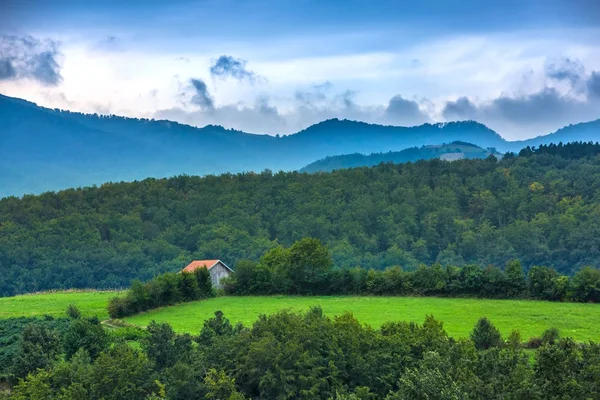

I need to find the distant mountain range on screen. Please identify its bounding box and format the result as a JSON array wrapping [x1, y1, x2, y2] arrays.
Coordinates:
[[300, 142, 499, 173], [1, 93, 599, 197]]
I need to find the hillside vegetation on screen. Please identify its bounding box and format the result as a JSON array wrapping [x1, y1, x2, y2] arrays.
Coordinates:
[[2, 93, 600, 197], [2, 142, 600, 295], [3, 305, 600, 399], [300, 141, 498, 172]]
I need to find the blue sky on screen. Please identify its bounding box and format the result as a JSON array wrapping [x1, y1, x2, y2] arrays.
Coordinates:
[[1, 0, 599, 139]]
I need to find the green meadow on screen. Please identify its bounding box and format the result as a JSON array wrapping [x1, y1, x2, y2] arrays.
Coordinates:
[[0, 290, 121, 320], [124, 296, 600, 341], [2, 292, 600, 342]]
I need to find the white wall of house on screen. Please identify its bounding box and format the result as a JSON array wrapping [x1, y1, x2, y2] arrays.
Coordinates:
[[209, 262, 232, 288]]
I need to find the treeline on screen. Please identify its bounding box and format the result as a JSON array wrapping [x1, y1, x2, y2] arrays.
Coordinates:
[[224, 238, 600, 302], [2, 307, 600, 399], [518, 141, 600, 159], [108, 268, 214, 319], [3, 142, 600, 296]]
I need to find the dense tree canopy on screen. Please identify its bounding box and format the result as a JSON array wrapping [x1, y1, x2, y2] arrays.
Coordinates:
[[2, 142, 600, 296], [2, 308, 600, 399]]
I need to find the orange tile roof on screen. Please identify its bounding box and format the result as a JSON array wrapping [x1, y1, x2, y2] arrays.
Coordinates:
[[182, 259, 220, 273]]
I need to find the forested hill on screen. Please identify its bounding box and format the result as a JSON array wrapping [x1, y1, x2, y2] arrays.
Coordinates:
[[300, 142, 498, 172], [1, 142, 600, 296], [2, 93, 600, 197]]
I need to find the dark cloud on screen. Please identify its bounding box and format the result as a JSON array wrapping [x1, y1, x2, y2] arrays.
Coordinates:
[[546, 57, 585, 90], [209, 55, 262, 83], [442, 96, 478, 120], [0, 59, 16, 79], [443, 89, 577, 123], [313, 81, 333, 91], [0, 34, 62, 85], [442, 83, 600, 137], [384, 95, 430, 126], [255, 96, 279, 118], [338, 90, 356, 109], [588, 71, 600, 98], [189, 78, 214, 110], [295, 81, 332, 106]]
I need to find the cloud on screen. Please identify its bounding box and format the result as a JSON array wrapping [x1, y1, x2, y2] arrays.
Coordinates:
[[189, 78, 214, 110], [442, 82, 600, 137], [209, 55, 262, 83], [383, 95, 430, 126], [442, 96, 478, 120], [294, 81, 332, 106], [0, 34, 62, 85], [546, 57, 585, 86], [588, 72, 600, 98], [95, 35, 122, 51], [0, 58, 16, 79], [155, 88, 435, 134]]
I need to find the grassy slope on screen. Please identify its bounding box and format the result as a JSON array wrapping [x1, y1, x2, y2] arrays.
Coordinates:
[[0, 291, 120, 320], [2, 292, 599, 342], [125, 296, 600, 342]]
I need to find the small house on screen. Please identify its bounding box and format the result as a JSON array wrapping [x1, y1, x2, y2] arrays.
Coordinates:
[[182, 259, 233, 289]]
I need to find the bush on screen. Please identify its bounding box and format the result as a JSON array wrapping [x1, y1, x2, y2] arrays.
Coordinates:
[[66, 304, 81, 319], [107, 268, 215, 318], [471, 317, 503, 350]]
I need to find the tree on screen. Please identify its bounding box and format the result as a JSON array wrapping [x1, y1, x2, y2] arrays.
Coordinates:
[[504, 260, 526, 297], [142, 321, 192, 370], [63, 318, 109, 361], [570, 267, 600, 302], [286, 238, 333, 294], [178, 272, 200, 301], [204, 369, 246, 400], [471, 317, 503, 351], [89, 344, 157, 400], [11, 323, 61, 380], [66, 304, 81, 320]]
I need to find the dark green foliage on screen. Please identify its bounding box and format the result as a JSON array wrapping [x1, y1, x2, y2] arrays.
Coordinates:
[[107, 268, 214, 318], [63, 318, 109, 361], [4, 309, 600, 399], [65, 304, 81, 320], [142, 321, 193, 370], [470, 317, 503, 351], [11, 322, 62, 380], [570, 267, 600, 302], [4, 143, 600, 296], [224, 242, 600, 302], [0, 318, 69, 380]]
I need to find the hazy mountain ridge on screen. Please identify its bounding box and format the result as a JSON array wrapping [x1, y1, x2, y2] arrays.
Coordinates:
[[300, 142, 498, 173], [1, 93, 598, 197]]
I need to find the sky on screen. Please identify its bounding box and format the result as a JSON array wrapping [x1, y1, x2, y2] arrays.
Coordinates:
[[1, 0, 599, 140]]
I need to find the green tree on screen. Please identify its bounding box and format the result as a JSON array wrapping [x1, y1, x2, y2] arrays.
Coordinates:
[[471, 317, 503, 351], [63, 318, 109, 361], [11, 323, 61, 380], [504, 260, 526, 297], [286, 238, 333, 294]]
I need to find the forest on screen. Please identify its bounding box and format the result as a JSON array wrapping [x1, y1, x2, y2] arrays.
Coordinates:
[[1, 306, 599, 399], [2, 142, 600, 296], [109, 238, 600, 320]]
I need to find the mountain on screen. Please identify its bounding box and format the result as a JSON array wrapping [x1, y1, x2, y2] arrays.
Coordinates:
[[1, 93, 598, 197], [300, 142, 499, 173]]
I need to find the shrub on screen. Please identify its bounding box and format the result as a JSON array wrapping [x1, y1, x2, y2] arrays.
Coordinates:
[[471, 317, 503, 350]]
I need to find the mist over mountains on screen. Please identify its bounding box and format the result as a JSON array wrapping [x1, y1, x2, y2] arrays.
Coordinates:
[[1, 93, 599, 198]]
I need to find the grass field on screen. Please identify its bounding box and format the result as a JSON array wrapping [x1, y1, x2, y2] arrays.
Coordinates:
[[2, 292, 600, 342], [0, 290, 121, 320], [124, 296, 600, 342]]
